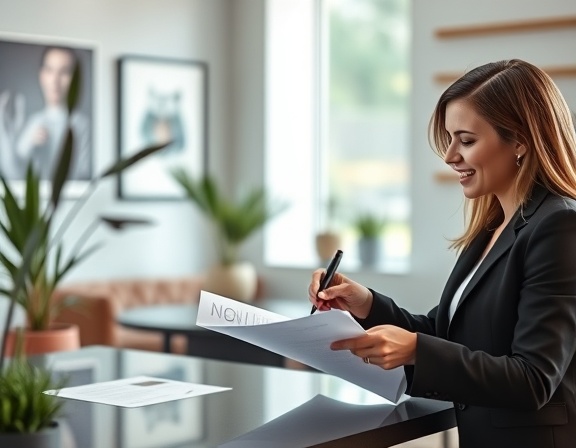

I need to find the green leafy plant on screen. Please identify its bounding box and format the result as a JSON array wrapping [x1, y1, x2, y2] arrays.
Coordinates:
[[0, 355, 64, 433], [0, 145, 163, 332], [354, 213, 387, 238], [171, 169, 288, 265], [0, 49, 168, 438]]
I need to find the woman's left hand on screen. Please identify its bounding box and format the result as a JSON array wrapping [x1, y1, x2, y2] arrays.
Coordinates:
[[330, 325, 417, 370]]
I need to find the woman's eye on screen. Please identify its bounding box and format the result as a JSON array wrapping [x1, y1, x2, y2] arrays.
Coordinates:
[[461, 140, 474, 146]]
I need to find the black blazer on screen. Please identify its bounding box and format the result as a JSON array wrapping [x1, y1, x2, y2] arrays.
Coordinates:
[[362, 186, 576, 448]]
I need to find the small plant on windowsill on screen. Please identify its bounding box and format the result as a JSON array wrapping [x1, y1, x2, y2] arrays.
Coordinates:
[[354, 213, 387, 268], [355, 213, 387, 239]]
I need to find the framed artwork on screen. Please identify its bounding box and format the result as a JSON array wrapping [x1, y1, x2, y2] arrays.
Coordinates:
[[117, 55, 208, 200], [0, 33, 95, 195]]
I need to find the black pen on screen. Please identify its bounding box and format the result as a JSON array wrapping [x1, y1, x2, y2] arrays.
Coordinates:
[[311, 249, 343, 314]]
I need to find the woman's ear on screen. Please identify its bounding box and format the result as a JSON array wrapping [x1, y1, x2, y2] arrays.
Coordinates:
[[515, 141, 527, 158]]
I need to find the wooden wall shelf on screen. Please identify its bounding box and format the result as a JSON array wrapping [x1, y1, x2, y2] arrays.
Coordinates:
[[435, 16, 576, 39], [434, 64, 576, 84]]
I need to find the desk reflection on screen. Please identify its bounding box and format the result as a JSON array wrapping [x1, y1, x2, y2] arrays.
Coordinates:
[[37, 346, 454, 448]]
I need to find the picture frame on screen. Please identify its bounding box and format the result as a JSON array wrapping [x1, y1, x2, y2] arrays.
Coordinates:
[[117, 55, 208, 200], [0, 33, 95, 196]]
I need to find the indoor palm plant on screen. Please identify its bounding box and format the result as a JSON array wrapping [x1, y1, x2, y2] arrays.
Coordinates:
[[171, 169, 287, 301], [0, 64, 166, 444], [0, 61, 166, 348]]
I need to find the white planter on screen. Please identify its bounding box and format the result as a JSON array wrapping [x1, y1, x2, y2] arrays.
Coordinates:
[[358, 237, 380, 268], [204, 262, 258, 302]]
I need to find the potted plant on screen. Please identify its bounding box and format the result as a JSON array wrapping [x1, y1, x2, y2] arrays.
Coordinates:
[[0, 62, 166, 356], [0, 349, 64, 446], [0, 153, 162, 355], [171, 169, 287, 302], [354, 213, 387, 267], [0, 63, 167, 446]]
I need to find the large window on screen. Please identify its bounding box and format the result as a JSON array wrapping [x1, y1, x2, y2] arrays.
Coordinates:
[[265, 0, 410, 272]]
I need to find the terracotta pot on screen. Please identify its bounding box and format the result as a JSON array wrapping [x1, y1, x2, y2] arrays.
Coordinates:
[[315, 232, 342, 264], [204, 262, 258, 302], [0, 421, 60, 448], [5, 323, 80, 356]]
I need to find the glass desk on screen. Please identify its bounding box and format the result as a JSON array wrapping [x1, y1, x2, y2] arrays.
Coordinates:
[[35, 346, 455, 448]]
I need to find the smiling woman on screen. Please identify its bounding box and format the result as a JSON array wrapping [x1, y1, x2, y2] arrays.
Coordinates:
[[307, 58, 576, 448], [443, 99, 525, 216]]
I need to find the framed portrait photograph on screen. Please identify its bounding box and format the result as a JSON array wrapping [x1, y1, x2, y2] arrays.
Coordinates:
[[0, 33, 94, 194], [117, 55, 208, 200]]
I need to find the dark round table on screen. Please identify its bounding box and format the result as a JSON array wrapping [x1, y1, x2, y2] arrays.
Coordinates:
[[118, 299, 309, 367]]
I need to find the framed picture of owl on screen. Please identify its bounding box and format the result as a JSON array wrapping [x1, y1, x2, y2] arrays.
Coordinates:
[[117, 55, 208, 200]]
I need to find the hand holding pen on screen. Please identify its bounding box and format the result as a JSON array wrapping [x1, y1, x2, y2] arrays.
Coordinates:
[[310, 249, 343, 314]]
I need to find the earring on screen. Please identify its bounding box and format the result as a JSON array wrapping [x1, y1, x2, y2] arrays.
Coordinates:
[[516, 154, 523, 167]]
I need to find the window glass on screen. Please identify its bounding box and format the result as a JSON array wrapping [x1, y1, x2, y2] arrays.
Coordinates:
[[324, 0, 411, 271], [265, 0, 411, 272]]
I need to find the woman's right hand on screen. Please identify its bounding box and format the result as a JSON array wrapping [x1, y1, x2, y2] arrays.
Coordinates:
[[308, 270, 373, 319]]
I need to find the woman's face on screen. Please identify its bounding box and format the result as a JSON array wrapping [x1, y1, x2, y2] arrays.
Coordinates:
[[39, 49, 75, 107], [443, 99, 524, 203]]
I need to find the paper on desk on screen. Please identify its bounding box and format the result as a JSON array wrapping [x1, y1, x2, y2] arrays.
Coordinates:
[[219, 394, 397, 448], [196, 291, 406, 403], [43, 375, 231, 408]]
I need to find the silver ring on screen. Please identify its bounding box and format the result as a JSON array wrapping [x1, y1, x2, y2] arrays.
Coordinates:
[[363, 357, 370, 364]]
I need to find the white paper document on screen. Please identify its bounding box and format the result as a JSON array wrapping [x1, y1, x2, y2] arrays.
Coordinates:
[[219, 394, 398, 448], [44, 375, 231, 408], [196, 291, 406, 403]]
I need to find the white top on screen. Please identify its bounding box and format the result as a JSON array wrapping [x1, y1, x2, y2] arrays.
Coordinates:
[[448, 259, 484, 322], [16, 106, 91, 180]]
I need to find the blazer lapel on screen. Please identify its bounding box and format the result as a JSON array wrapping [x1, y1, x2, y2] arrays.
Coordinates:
[[436, 233, 489, 338], [446, 185, 550, 332]]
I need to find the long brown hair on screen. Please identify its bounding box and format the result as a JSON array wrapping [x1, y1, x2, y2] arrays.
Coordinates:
[[429, 59, 576, 250]]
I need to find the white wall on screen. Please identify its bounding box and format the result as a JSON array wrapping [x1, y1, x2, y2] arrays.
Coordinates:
[[2, 0, 576, 334]]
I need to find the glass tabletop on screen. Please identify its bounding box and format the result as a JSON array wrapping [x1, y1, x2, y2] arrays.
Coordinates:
[[33, 346, 454, 448]]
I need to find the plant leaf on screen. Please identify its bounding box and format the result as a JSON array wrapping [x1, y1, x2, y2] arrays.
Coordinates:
[[54, 242, 104, 284], [50, 127, 74, 209], [67, 62, 81, 114], [0, 177, 26, 251], [23, 163, 40, 232], [0, 252, 18, 282], [100, 142, 169, 177]]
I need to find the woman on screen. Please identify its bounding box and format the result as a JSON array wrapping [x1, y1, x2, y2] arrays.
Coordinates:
[[16, 46, 91, 180], [309, 59, 576, 448]]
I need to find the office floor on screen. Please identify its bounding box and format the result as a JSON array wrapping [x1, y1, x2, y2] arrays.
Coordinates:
[[392, 428, 458, 447]]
